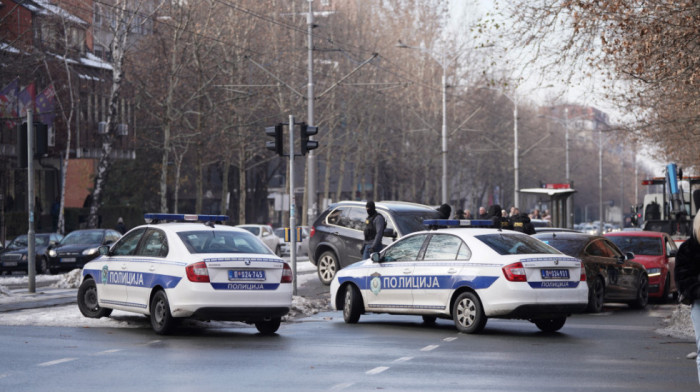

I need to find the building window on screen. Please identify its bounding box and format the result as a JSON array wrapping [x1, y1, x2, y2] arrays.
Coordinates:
[[94, 4, 102, 26]]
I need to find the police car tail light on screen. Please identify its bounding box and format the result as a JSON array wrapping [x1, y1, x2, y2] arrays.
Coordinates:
[[310, 226, 316, 238], [580, 267, 587, 282], [281, 263, 293, 283], [502, 262, 527, 282], [186, 261, 210, 283]]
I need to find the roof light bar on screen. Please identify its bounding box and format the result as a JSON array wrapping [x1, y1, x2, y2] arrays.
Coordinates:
[[144, 213, 229, 224], [423, 219, 493, 228]]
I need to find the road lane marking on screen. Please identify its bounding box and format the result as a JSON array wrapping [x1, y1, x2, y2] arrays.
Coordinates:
[[0, 374, 8, 379], [393, 356, 413, 363], [37, 358, 77, 367], [95, 349, 122, 355], [443, 337, 457, 342], [366, 366, 389, 375], [329, 382, 354, 391], [420, 345, 439, 351]]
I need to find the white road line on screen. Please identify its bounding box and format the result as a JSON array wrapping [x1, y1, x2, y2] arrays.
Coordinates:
[[95, 349, 122, 355], [0, 374, 8, 379], [37, 358, 78, 367], [443, 337, 457, 342], [420, 345, 439, 352], [147, 340, 161, 344], [329, 382, 355, 391], [366, 366, 389, 375], [393, 356, 413, 363]]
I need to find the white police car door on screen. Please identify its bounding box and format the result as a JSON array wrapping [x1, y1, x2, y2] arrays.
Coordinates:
[[99, 228, 147, 307], [124, 228, 170, 308], [411, 233, 469, 312], [363, 234, 427, 312]]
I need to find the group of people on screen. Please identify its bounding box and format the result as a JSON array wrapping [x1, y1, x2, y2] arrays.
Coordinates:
[[452, 204, 537, 235]]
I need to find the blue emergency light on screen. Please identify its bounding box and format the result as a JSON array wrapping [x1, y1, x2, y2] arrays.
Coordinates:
[[144, 213, 229, 223], [423, 219, 493, 228]]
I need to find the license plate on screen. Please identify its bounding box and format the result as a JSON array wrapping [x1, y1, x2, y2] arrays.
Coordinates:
[[541, 269, 569, 279], [3, 262, 17, 267], [229, 269, 266, 281], [60, 257, 76, 263]]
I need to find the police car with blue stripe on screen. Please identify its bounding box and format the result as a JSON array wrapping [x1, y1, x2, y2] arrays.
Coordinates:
[[78, 214, 293, 335], [330, 219, 588, 333]]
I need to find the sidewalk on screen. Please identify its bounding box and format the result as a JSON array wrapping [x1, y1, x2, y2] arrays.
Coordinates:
[[0, 259, 320, 313]]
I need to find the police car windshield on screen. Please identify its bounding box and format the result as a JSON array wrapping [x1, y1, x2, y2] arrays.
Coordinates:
[[393, 210, 443, 234], [606, 236, 662, 256], [178, 230, 273, 254], [476, 233, 561, 256]]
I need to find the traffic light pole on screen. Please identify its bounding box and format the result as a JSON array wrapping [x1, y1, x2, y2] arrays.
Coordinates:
[[288, 115, 298, 296], [27, 109, 36, 293]]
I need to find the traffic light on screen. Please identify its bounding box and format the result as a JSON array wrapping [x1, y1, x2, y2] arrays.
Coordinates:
[[265, 123, 284, 156], [300, 123, 318, 156]]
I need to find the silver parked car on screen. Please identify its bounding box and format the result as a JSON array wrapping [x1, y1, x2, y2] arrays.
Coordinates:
[[236, 224, 282, 256]]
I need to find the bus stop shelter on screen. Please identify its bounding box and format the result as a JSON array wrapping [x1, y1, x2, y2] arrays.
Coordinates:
[[519, 187, 576, 228]]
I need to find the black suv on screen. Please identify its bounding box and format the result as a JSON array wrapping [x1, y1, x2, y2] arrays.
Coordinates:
[[308, 201, 442, 284]]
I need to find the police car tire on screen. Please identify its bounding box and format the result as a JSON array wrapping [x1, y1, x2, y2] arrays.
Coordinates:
[[343, 284, 363, 324], [150, 290, 177, 335], [78, 278, 112, 318], [533, 317, 566, 333], [629, 275, 649, 309], [452, 292, 486, 334], [587, 277, 605, 313], [255, 317, 281, 335], [317, 251, 339, 286]]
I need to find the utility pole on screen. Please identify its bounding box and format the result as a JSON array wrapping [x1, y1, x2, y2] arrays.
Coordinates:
[[306, 0, 318, 226], [27, 109, 36, 293]]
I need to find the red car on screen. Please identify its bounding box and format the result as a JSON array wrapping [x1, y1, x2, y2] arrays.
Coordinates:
[[605, 231, 678, 301]]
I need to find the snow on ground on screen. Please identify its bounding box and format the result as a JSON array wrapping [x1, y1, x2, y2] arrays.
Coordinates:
[[0, 261, 331, 329]]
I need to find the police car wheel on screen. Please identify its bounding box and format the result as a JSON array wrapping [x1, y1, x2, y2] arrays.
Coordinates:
[[422, 315, 437, 325], [255, 317, 281, 335], [317, 251, 339, 285], [77, 278, 112, 318], [343, 284, 363, 324], [629, 275, 649, 309], [533, 317, 566, 333], [587, 277, 605, 313], [150, 290, 177, 335], [452, 292, 486, 334]]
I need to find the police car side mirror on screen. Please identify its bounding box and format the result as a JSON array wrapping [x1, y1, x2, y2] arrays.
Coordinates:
[[370, 252, 381, 263], [98, 245, 110, 256], [383, 228, 396, 239]]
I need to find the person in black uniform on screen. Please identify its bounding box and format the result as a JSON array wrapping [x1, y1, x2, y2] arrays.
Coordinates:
[[437, 203, 452, 219], [675, 213, 700, 383], [362, 201, 386, 259], [511, 212, 536, 234], [488, 204, 512, 230]]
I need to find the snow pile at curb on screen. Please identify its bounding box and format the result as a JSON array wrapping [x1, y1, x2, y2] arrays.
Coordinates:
[[51, 269, 82, 288], [0, 285, 13, 297], [658, 304, 695, 339], [286, 295, 331, 319]]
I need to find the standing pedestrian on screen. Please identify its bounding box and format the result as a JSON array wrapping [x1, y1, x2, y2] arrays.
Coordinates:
[[478, 206, 488, 219], [453, 209, 466, 220], [115, 217, 127, 235], [436, 203, 452, 219], [675, 213, 700, 384], [362, 201, 386, 260]]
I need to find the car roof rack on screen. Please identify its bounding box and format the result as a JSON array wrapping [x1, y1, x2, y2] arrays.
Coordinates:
[[144, 213, 229, 226], [423, 219, 494, 230]]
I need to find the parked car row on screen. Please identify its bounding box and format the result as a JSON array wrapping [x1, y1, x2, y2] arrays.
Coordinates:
[[1, 229, 122, 275]]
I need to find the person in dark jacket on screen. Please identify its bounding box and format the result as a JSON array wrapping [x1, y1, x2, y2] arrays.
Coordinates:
[[437, 203, 452, 219], [362, 201, 386, 259], [512, 212, 536, 235], [453, 209, 466, 220], [488, 204, 512, 230], [675, 213, 700, 383]]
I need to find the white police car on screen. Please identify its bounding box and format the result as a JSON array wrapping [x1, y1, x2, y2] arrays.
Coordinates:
[[78, 214, 293, 335], [330, 219, 588, 333]]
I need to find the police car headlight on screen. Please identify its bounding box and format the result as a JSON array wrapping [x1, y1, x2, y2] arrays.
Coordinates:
[[83, 247, 99, 256], [646, 268, 661, 277], [48, 249, 57, 257]]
